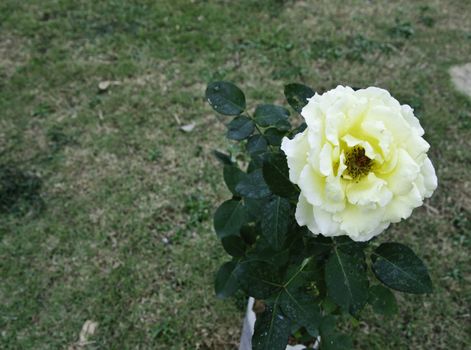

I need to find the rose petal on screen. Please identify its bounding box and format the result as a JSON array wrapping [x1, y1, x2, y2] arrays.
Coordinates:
[[346, 173, 393, 208], [381, 149, 420, 195], [298, 165, 324, 206], [281, 130, 310, 183], [295, 194, 320, 234], [421, 157, 438, 197]]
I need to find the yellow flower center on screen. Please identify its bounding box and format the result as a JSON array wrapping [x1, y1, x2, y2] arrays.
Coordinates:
[[343, 146, 374, 181]]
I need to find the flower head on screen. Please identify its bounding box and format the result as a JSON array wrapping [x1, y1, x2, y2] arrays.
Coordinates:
[[281, 86, 437, 241]]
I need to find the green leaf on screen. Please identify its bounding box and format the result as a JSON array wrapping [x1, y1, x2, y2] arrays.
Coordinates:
[[371, 243, 433, 294], [325, 248, 369, 315], [321, 298, 339, 315], [252, 299, 291, 350], [238, 260, 282, 299], [284, 83, 315, 113], [321, 334, 353, 350], [280, 290, 321, 334], [246, 135, 268, 155], [248, 152, 270, 173], [244, 197, 267, 221], [283, 259, 320, 291], [226, 115, 254, 140], [235, 169, 271, 199], [205, 81, 246, 115], [319, 315, 336, 337], [213, 199, 247, 238], [223, 165, 244, 196], [221, 235, 247, 257], [261, 196, 291, 250], [240, 223, 259, 245], [290, 122, 307, 137], [284, 227, 307, 262], [214, 261, 240, 299], [254, 104, 291, 130], [334, 236, 368, 260], [304, 236, 333, 259], [252, 244, 290, 267], [368, 285, 398, 316], [263, 153, 298, 198], [319, 316, 353, 350], [264, 128, 286, 146], [213, 150, 233, 165]]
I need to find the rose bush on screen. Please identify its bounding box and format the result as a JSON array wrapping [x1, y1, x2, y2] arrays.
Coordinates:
[[206, 81, 436, 350], [282, 86, 437, 241]]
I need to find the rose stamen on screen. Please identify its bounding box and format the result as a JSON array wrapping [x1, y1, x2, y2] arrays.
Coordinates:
[[343, 146, 373, 180]]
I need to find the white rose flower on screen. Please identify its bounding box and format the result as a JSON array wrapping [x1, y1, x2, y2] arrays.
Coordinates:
[[281, 86, 438, 242]]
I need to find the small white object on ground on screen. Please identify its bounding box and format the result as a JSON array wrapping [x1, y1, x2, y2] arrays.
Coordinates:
[[79, 320, 97, 343], [69, 320, 98, 349], [450, 63, 471, 98], [98, 80, 121, 91], [180, 122, 196, 132], [98, 81, 111, 91], [239, 297, 256, 350]]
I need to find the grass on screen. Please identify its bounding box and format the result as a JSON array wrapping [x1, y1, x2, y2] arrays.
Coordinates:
[[0, 0, 470, 349]]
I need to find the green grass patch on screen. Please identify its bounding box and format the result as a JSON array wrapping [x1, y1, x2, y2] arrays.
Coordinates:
[[0, 0, 470, 349]]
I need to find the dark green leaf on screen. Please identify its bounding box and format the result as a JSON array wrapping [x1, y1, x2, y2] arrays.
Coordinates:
[[244, 198, 267, 221], [325, 248, 369, 315], [238, 260, 282, 299], [240, 223, 259, 245], [261, 196, 291, 250], [280, 290, 321, 334], [334, 236, 368, 260], [283, 259, 320, 291], [290, 122, 307, 137], [320, 315, 336, 337], [334, 236, 367, 245], [254, 104, 291, 130], [205, 81, 246, 115], [221, 235, 247, 257], [371, 243, 432, 294], [284, 83, 315, 113], [319, 316, 353, 350], [304, 236, 333, 259], [321, 334, 353, 350], [226, 115, 254, 140], [253, 245, 290, 267], [246, 135, 268, 155], [252, 300, 291, 350], [263, 153, 298, 198], [264, 128, 286, 146], [321, 297, 339, 315], [284, 226, 308, 263], [235, 169, 271, 199], [247, 152, 270, 173], [214, 261, 240, 299], [223, 165, 244, 196], [306, 327, 320, 338], [368, 285, 398, 316], [213, 150, 233, 165], [213, 199, 247, 238]]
